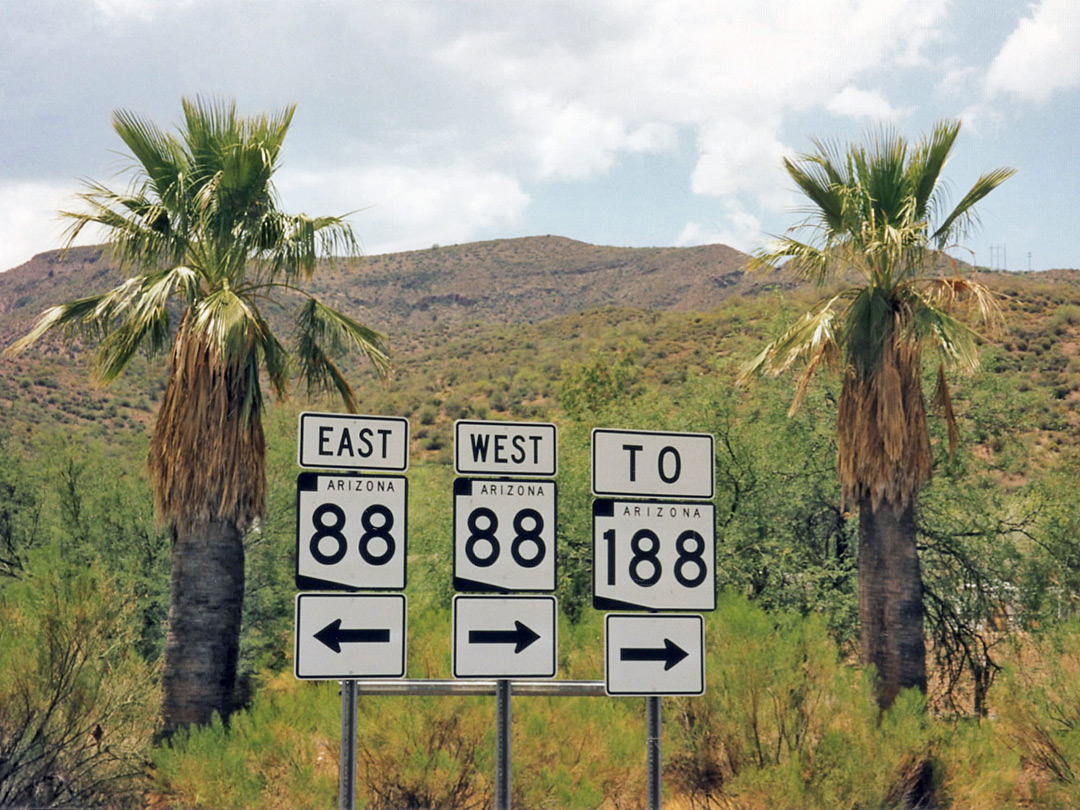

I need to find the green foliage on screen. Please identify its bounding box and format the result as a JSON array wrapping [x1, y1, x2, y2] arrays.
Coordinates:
[[6, 238, 1080, 806], [669, 593, 934, 810], [559, 350, 641, 419], [0, 557, 159, 808], [995, 623, 1080, 803], [152, 675, 338, 810]]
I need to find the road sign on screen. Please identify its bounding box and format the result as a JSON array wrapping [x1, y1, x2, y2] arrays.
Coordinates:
[[453, 596, 557, 678], [605, 614, 704, 696], [453, 478, 557, 593], [592, 428, 714, 499], [295, 593, 406, 680], [454, 420, 558, 477], [593, 499, 716, 611], [298, 412, 409, 471], [295, 473, 407, 591]]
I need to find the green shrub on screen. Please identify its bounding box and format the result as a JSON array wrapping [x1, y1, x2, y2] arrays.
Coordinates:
[[993, 623, 1080, 806], [669, 594, 933, 810], [0, 559, 159, 808]]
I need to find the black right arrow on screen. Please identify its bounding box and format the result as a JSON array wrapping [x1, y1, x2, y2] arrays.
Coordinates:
[[620, 638, 689, 671], [315, 619, 391, 653], [468, 620, 541, 653]]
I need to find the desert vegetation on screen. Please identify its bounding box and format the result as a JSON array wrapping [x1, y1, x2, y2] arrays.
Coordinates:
[[3, 268, 1080, 806]]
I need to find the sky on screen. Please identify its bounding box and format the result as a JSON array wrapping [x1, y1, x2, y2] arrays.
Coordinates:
[[1, 0, 1077, 273]]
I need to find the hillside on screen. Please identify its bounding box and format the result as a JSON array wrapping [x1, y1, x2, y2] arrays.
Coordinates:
[[0, 236, 760, 343], [3, 235, 1080, 470]]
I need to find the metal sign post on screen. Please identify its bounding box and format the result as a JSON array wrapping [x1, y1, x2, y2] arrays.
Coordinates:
[[647, 696, 661, 810], [496, 679, 512, 810], [339, 680, 358, 810]]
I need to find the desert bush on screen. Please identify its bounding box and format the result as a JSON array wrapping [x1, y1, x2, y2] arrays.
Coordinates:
[[993, 623, 1080, 806], [0, 558, 159, 808], [668, 594, 933, 810]]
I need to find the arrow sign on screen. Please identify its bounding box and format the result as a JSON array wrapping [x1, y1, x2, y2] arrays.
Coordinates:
[[605, 614, 704, 696], [453, 595, 557, 678], [468, 621, 541, 653], [295, 593, 406, 680], [314, 619, 392, 653], [619, 638, 688, 670]]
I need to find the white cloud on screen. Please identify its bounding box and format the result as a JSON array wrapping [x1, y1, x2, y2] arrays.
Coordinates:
[[675, 203, 764, 254], [985, 0, 1080, 102], [91, 0, 188, 23], [433, 0, 948, 202], [827, 86, 905, 120], [691, 120, 794, 211], [277, 163, 530, 255], [0, 181, 86, 272]]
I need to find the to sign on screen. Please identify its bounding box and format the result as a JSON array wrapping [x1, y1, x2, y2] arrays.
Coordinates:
[[453, 478, 557, 593], [295, 593, 406, 680], [296, 473, 407, 591], [453, 595, 557, 678], [454, 420, 557, 477], [605, 614, 704, 696], [298, 412, 409, 471], [592, 428, 714, 499], [593, 499, 716, 611]]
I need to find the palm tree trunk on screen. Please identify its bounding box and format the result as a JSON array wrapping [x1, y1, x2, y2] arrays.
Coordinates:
[[160, 517, 245, 734], [857, 495, 927, 709]]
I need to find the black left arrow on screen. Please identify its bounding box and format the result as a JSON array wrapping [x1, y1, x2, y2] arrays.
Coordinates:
[[468, 620, 541, 653], [620, 638, 689, 671], [315, 619, 391, 653]]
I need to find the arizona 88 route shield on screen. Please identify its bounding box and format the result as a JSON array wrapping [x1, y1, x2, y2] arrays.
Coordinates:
[[296, 472, 407, 591], [593, 499, 716, 611], [453, 477, 557, 592]]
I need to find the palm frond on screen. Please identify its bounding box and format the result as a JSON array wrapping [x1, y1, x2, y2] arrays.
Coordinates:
[[911, 120, 961, 218], [752, 235, 835, 286], [93, 266, 199, 382], [931, 363, 960, 457], [920, 275, 1004, 333], [737, 294, 843, 389], [112, 109, 185, 198], [930, 167, 1017, 246], [902, 293, 982, 373], [294, 297, 390, 411], [191, 287, 260, 359]]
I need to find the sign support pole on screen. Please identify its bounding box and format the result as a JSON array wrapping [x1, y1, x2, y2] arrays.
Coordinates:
[[339, 680, 358, 810], [646, 696, 662, 810], [496, 679, 512, 810]]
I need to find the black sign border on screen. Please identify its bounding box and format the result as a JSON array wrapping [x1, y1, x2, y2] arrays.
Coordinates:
[[591, 427, 715, 499], [453, 419, 559, 477], [604, 612, 705, 696], [294, 592, 407, 681], [451, 594, 558, 679], [295, 472, 409, 592], [452, 476, 558, 593], [298, 412, 410, 471], [591, 498, 717, 612]]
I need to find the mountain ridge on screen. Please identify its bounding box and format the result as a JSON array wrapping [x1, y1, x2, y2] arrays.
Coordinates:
[[0, 236, 763, 341]]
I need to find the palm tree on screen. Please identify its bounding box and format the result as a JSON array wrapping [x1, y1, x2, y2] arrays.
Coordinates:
[[741, 120, 1014, 709], [5, 97, 389, 733]]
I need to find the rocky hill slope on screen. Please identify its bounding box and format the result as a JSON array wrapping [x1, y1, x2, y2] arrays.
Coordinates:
[[0, 236, 763, 343]]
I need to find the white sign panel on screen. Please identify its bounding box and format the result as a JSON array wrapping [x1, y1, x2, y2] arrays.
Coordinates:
[[453, 596, 557, 678], [296, 473, 407, 591], [295, 593, 406, 680], [453, 478, 557, 593], [593, 499, 716, 612], [454, 420, 558, 477], [298, 412, 409, 471], [592, 428, 714, 499], [605, 614, 704, 696]]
